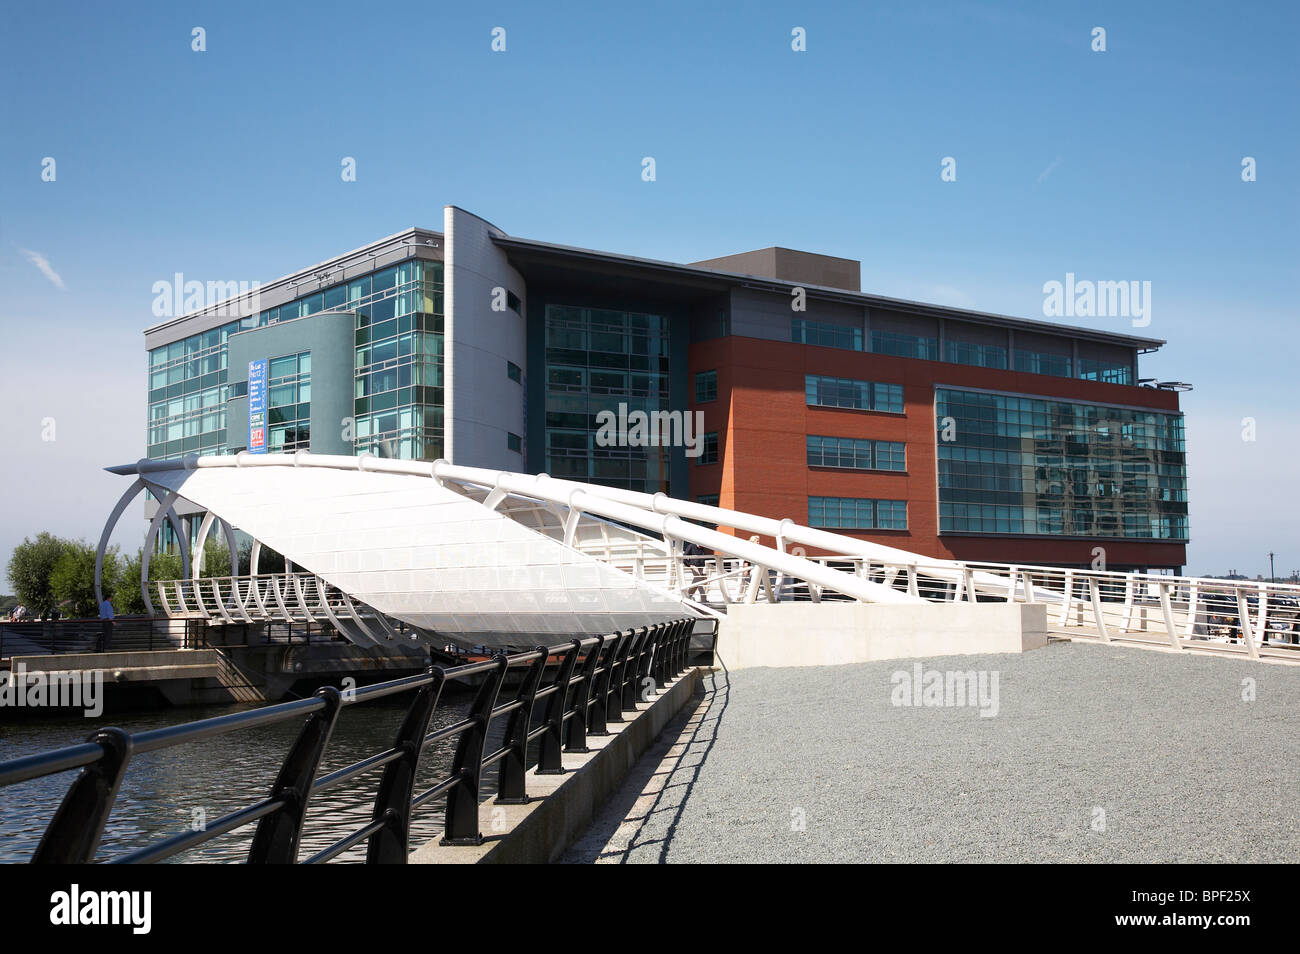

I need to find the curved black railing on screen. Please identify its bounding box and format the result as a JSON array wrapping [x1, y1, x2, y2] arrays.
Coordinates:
[[0, 618, 699, 863]]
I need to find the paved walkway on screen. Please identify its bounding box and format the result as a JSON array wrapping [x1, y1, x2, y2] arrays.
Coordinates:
[[563, 641, 1300, 863]]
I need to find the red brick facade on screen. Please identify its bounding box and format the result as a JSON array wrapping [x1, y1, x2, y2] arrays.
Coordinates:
[[688, 336, 1186, 570]]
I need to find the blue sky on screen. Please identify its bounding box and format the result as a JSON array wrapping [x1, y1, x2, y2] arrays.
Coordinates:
[[1, 0, 1296, 581]]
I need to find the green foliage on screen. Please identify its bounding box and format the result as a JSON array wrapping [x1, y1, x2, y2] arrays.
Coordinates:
[[114, 548, 186, 615], [7, 532, 68, 616], [238, 540, 285, 575], [6, 531, 198, 618], [50, 540, 119, 618], [113, 551, 145, 615], [199, 539, 232, 578]]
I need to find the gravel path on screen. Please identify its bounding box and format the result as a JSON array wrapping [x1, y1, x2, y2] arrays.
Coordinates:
[[563, 641, 1300, 863]]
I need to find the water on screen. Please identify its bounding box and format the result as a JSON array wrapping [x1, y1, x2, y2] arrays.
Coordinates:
[[0, 689, 515, 864]]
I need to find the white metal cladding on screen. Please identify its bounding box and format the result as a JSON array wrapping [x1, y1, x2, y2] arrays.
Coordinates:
[[135, 462, 689, 639]]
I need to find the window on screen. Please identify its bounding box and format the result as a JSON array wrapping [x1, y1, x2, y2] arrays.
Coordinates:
[[805, 374, 903, 414], [871, 330, 938, 361], [875, 499, 908, 530], [549, 366, 583, 389], [698, 432, 719, 465], [808, 497, 907, 530], [877, 441, 906, 471], [151, 259, 445, 465], [807, 436, 906, 471], [543, 304, 671, 494], [945, 340, 1007, 370], [935, 387, 1188, 540], [695, 369, 717, 403], [697, 495, 719, 508], [695, 309, 730, 341], [792, 319, 863, 351], [507, 360, 522, 383], [146, 319, 239, 459], [350, 260, 445, 461], [266, 351, 312, 452], [1078, 357, 1133, 385], [507, 432, 522, 453], [1013, 349, 1072, 378]]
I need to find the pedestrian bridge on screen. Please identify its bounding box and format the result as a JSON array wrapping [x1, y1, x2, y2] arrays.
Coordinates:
[[99, 452, 1300, 661]]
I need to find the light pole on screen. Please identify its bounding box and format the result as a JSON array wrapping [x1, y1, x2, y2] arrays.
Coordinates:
[[1269, 552, 1276, 583]]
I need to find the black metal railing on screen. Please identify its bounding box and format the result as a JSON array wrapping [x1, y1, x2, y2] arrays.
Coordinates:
[[0, 618, 700, 863], [0, 617, 190, 659]]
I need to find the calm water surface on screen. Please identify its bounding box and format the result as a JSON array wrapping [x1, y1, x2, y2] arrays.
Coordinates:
[[0, 690, 507, 863]]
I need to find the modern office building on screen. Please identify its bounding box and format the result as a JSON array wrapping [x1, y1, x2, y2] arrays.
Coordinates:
[[144, 206, 1190, 572]]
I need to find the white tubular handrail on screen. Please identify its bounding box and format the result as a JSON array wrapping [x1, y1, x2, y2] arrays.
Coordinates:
[[292, 574, 315, 623], [268, 574, 291, 619], [210, 578, 236, 624]]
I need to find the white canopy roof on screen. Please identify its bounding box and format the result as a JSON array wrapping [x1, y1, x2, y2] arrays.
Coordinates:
[[137, 461, 691, 641]]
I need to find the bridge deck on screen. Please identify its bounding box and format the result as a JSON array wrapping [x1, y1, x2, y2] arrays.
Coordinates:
[[565, 641, 1300, 863]]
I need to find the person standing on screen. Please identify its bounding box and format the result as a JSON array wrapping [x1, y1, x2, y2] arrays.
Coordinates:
[[682, 540, 710, 602], [98, 596, 115, 652]]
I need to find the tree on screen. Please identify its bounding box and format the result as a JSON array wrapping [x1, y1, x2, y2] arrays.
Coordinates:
[[50, 540, 119, 618], [7, 532, 67, 616], [114, 548, 185, 615], [238, 539, 285, 575], [198, 539, 232, 578]]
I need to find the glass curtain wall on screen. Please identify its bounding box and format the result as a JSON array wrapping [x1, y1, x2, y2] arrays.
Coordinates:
[[544, 304, 671, 493], [936, 388, 1189, 539]]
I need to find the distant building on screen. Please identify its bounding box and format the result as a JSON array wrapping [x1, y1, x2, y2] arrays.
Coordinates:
[[143, 206, 1189, 572]]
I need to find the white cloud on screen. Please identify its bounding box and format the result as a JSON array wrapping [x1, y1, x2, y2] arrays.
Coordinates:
[[19, 248, 66, 290], [1034, 155, 1064, 188]]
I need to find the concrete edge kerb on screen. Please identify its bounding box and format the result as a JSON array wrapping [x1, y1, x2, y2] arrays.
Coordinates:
[[410, 666, 703, 864]]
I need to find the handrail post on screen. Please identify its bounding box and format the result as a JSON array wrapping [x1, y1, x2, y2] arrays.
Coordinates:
[[620, 627, 650, 713], [1088, 577, 1110, 642], [442, 655, 508, 845], [632, 624, 660, 706], [366, 669, 446, 863], [537, 641, 581, 775], [658, 621, 671, 677], [664, 620, 680, 679], [665, 619, 682, 680], [1158, 582, 1181, 651], [248, 686, 342, 863], [567, 635, 604, 754], [676, 616, 686, 675], [498, 647, 550, 799], [1120, 575, 1136, 633], [1235, 589, 1260, 660], [605, 630, 636, 724], [32, 728, 133, 863], [588, 634, 621, 736], [651, 622, 668, 687], [1059, 570, 1075, 626], [644, 624, 665, 698]]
